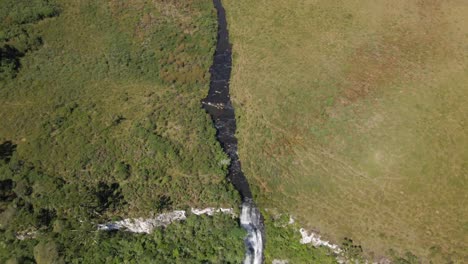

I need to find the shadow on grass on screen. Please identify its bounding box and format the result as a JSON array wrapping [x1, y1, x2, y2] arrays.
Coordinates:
[[0, 140, 17, 162]]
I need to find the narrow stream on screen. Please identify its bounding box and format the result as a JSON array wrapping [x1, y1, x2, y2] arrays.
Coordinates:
[[202, 0, 265, 263]]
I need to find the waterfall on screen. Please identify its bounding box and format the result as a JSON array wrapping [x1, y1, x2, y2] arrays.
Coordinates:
[[240, 200, 264, 264]]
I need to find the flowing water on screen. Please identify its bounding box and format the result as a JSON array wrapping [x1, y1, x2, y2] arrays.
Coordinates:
[[240, 199, 264, 264], [202, 0, 265, 263]]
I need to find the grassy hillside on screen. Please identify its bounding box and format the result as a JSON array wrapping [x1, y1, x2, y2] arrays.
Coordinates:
[[0, 0, 245, 262], [0, 0, 240, 213], [224, 0, 468, 262]]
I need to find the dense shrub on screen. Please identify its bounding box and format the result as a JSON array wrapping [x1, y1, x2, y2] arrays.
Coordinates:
[[0, 0, 59, 81]]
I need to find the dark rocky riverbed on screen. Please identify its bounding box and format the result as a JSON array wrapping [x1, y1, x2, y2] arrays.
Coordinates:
[[202, 0, 265, 263]]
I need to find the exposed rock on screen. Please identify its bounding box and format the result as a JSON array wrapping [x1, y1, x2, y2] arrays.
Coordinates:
[[191, 207, 235, 216], [299, 228, 341, 254], [272, 260, 289, 264], [15, 229, 37, 240], [97, 210, 186, 234], [97, 207, 235, 234]]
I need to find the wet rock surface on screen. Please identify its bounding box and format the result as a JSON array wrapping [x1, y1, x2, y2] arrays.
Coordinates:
[[202, 1, 265, 263]]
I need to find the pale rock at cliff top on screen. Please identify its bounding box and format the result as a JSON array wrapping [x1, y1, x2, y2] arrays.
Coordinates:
[[97, 208, 235, 234], [299, 228, 341, 254]]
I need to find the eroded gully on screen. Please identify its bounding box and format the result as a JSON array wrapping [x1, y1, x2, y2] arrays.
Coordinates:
[[202, 0, 265, 263]]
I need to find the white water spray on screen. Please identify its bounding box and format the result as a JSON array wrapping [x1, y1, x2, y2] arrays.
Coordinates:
[[240, 200, 264, 264]]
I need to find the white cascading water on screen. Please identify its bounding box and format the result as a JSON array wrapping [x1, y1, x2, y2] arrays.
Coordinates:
[[240, 200, 264, 264]]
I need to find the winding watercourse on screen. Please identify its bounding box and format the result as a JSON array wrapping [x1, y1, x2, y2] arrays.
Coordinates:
[[202, 0, 265, 263]]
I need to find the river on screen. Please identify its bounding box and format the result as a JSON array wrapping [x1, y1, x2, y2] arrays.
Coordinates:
[[202, 0, 265, 263]]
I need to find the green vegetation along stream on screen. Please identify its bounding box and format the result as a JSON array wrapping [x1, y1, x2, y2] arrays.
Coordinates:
[[0, 0, 245, 262]]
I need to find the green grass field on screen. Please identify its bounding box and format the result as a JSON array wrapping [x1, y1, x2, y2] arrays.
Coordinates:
[[0, 0, 247, 262], [2, 0, 467, 262], [224, 0, 468, 262], [0, 0, 241, 214]]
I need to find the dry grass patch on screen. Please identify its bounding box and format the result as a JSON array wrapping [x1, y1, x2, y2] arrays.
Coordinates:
[[225, 0, 468, 262]]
